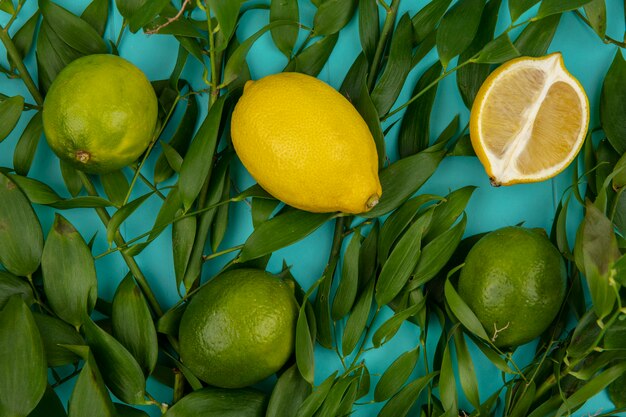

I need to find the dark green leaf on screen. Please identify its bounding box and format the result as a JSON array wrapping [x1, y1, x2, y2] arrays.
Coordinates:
[[161, 141, 183, 172], [42, 214, 97, 328], [13, 111, 43, 176], [179, 95, 226, 210], [375, 210, 433, 306], [0, 0, 14, 14], [434, 114, 460, 146], [374, 347, 419, 402], [398, 61, 442, 157], [608, 373, 626, 407], [426, 185, 476, 242], [251, 197, 280, 228], [266, 364, 312, 417], [60, 160, 83, 196], [112, 275, 158, 376], [371, 14, 413, 115], [106, 193, 153, 243], [583, 0, 607, 39], [114, 404, 149, 417], [358, 221, 379, 287], [0, 173, 43, 276], [340, 52, 368, 103], [358, 0, 379, 63], [372, 296, 426, 348], [210, 174, 230, 252], [127, 0, 169, 33], [164, 387, 267, 417], [439, 341, 458, 415], [82, 317, 147, 405], [537, 0, 594, 19], [453, 331, 480, 409], [238, 210, 335, 263], [331, 231, 361, 320], [449, 134, 475, 156], [296, 304, 315, 384], [377, 372, 438, 417], [0, 296, 47, 417], [207, 0, 241, 43], [156, 303, 187, 337], [0, 271, 33, 309], [100, 170, 130, 207], [411, 0, 452, 44], [295, 372, 338, 417], [81, 0, 109, 36], [514, 14, 561, 57], [28, 385, 67, 417], [270, 0, 299, 57], [13, 11, 40, 59], [473, 33, 520, 64], [0, 95, 24, 143], [509, 0, 540, 21], [508, 381, 536, 417], [173, 215, 196, 291], [36, 20, 80, 92], [600, 50, 626, 154], [445, 278, 489, 340], [342, 279, 374, 356], [362, 147, 446, 218], [352, 76, 386, 169], [33, 312, 84, 367], [313, 0, 357, 35], [285, 34, 339, 76], [436, 0, 486, 69]]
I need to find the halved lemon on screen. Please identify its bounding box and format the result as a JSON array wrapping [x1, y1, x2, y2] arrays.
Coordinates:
[[470, 53, 589, 186]]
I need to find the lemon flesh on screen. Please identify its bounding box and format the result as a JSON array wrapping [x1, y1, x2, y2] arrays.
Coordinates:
[[43, 54, 158, 174], [231, 72, 382, 214], [470, 53, 589, 186]]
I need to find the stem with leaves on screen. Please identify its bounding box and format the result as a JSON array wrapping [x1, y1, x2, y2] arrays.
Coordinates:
[[0, 27, 44, 106], [367, 0, 400, 91]]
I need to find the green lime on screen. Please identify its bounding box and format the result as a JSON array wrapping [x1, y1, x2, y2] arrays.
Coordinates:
[[179, 269, 298, 388], [42, 54, 158, 174], [458, 226, 566, 348]]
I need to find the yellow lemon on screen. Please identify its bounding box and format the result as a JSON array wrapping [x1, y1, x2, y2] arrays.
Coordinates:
[[470, 53, 589, 186], [231, 72, 382, 214]]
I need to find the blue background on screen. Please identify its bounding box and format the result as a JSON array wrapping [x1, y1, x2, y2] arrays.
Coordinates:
[[0, 0, 624, 415]]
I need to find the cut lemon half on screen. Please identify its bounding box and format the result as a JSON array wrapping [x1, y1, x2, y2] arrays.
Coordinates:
[[470, 53, 589, 186]]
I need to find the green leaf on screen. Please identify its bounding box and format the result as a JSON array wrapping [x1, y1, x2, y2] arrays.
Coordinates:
[[342, 279, 374, 356], [371, 14, 413, 116], [600, 50, 626, 154], [513, 14, 562, 57], [296, 304, 315, 384], [0, 271, 33, 309], [295, 372, 338, 417], [82, 317, 147, 405], [0, 173, 43, 276], [358, 221, 379, 287], [375, 209, 433, 306], [472, 33, 520, 64], [207, 0, 241, 43], [377, 372, 438, 417], [28, 385, 67, 417], [358, 0, 379, 63], [362, 147, 446, 218], [156, 302, 186, 338], [13, 112, 43, 176], [508, 381, 536, 417], [112, 275, 158, 376], [313, 0, 357, 36], [13, 11, 40, 59], [411, 0, 453, 44], [537, 0, 594, 19], [164, 387, 268, 417], [210, 171, 231, 252], [372, 297, 426, 348], [238, 210, 335, 263], [444, 278, 489, 340], [316, 375, 358, 417], [270, 0, 299, 57], [398, 61, 442, 157], [42, 214, 97, 328], [81, 0, 109, 36], [439, 341, 458, 415], [284, 34, 339, 76], [0, 296, 47, 417], [36, 20, 80, 92], [608, 373, 626, 407], [583, 0, 607, 39], [60, 160, 83, 197], [352, 76, 386, 169], [173, 215, 196, 291], [331, 231, 361, 320], [266, 364, 312, 417], [453, 331, 480, 409], [33, 312, 84, 367], [448, 134, 475, 156], [374, 347, 419, 402], [0, 95, 24, 143], [127, 0, 169, 32], [179, 95, 226, 211], [64, 345, 117, 417], [100, 170, 130, 207], [426, 185, 476, 242], [106, 193, 153, 243], [436, 0, 486, 69], [114, 404, 149, 417], [340, 52, 368, 103], [509, 0, 540, 22], [0, 0, 14, 14]]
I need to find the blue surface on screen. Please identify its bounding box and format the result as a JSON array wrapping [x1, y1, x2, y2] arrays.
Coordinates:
[[0, 0, 624, 415]]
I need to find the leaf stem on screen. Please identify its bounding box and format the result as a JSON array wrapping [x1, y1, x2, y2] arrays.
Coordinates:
[[4, 1, 24, 33], [0, 27, 44, 106], [367, 0, 400, 91], [172, 368, 185, 404], [202, 244, 244, 263], [349, 307, 381, 369], [574, 10, 626, 48], [115, 21, 127, 50], [146, 392, 168, 414], [133, 167, 167, 200], [51, 367, 82, 388]]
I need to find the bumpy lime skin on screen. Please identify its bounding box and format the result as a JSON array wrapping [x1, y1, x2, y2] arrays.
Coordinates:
[[42, 54, 158, 174], [458, 226, 566, 348], [179, 269, 299, 388]]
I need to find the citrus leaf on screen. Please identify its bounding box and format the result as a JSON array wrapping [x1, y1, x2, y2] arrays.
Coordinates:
[[358, 221, 379, 288], [42, 214, 97, 328], [0, 0, 14, 15], [82, 317, 147, 405], [473, 33, 520, 64], [434, 115, 460, 147], [513, 13, 561, 57], [112, 275, 158, 376], [439, 340, 458, 415], [33, 312, 84, 367], [356, 366, 370, 399], [270, 0, 299, 57], [164, 387, 268, 417], [238, 210, 335, 263], [426, 185, 476, 242], [0, 95, 24, 143], [358, 0, 379, 63], [60, 160, 83, 197], [600, 50, 626, 154], [127, 0, 169, 32], [372, 298, 426, 348], [64, 345, 117, 417], [0, 296, 47, 417], [436, 0, 486, 69], [179, 95, 226, 211], [173, 215, 196, 291], [411, 0, 452, 44], [295, 372, 338, 417], [81, 0, 109, 36], [509, 0, 540, 22], [28, 385, 67, 417], [100, 170, 130, 207], [527, 396, 562, 417], [106, 192, 154, 243], [583, 0, 607, 39], [448, 134, 475, 156], [13, 11, 39, 59], [266, 364, 312, 417], [537, 0, 595, 19], [374, 347, 419, 402], [316, 375, 359, 417], [352, 75, 386, 169], [444, 278, 490, 341], [362, 147, 446, 218], [377, 372, 438, 417], [207, 0, 241, 43], [453, 331, 480, 409], [398, 61, 442, 158], [114, 404, 149, 417], [331, 230, 361, 320], [339, 52, 368, 103], [335, 377, 359, 416], [0, 271, 33, 309], [371, 13, 413, 116], [313, 0, 357, 36], [0, 172, 43, 276], [342, 279, 374, 356], [35, 19, 79, 92], [375, 209, 433, 306], [210, 171, 231, 252], [284, 34, 338, 76], [156, 303, 186, 337], [13, 111, 43, 176], [608, 373, 626, 408], [296, 303, 315, 384]]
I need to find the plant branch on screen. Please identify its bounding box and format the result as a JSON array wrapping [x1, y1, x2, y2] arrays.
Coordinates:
[[145, 0, 192, 35], [0, 27, 44, 106], [574, 10, 626, 48], [367, 0, 400, 91]]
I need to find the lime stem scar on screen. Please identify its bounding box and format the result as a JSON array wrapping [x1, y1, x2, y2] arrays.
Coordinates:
[[75, 150, 91, 163], [366, 194, 380, 210]]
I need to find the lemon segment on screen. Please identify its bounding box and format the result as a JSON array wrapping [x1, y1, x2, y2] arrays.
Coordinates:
[[470, 53, 589, 186]]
